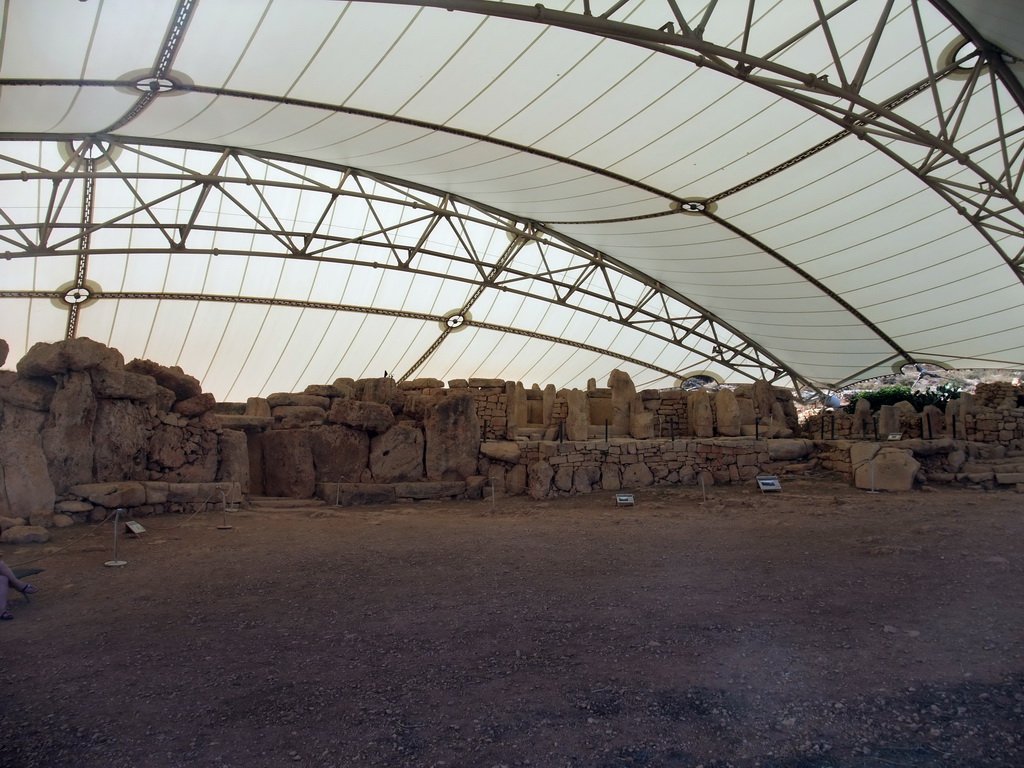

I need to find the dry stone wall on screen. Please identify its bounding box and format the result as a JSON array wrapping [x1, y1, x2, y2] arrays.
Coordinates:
[[0, 338, 244, 542]]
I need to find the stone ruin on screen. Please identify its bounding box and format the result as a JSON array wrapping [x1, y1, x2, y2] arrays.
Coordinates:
[[7, 336, 1024, 542]]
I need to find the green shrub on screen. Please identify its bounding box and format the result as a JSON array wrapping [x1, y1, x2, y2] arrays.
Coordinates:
[[843, 384, 960, 414]]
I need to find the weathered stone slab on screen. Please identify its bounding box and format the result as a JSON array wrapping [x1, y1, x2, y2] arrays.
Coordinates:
[[41, 371, 96, 493], [143, 482, 169, 505], [688, 390, 714, 438], [123, 358, 201, 401], [165, 482, 232, 503], [0, 376, 56, 411], [328, 399, 395, 434], [465, 475, 488, 500], [54, 499, 93, 513], [608, 369, 635, 436], [68, 481, 147, 507], [370, 424, 424, 483], [565, 389, 588, 441], [1, 429, 56, 517], [767, 439, 815, 461], [479, 441, 521, 464], [93, 398, 152, 483], [217, 429, 251, 495], [528, 460, 553, 499], [300, 384, 341, 397], [29, 509, 53, 528], [853, 448, 920, 492], [90, 368, 175, 410], [506, 464, 527, 495], [272, 405, 327, 428], [995, 472, 1024, 485], [0, 516, 26, 531], [245, 397, 272, 417], [319, 482, 396, 506], [573, 465, 601, 494], [622, 462, 654, 488], [554, 465, 574, 492], [261, 430, 315, 498], [174, 392, 217, 417], [18, 337, 124, 377], [358, 378, 398, 404], [394, 481, 465, 499], [601, 463, 621, 491], [424, 392, 479, 481], [216, 414, 275, 430], [267, 393, 331, 409], [715, 388, 741, 436], [0, 525, 50, 544], [311, 425, 369, 484]]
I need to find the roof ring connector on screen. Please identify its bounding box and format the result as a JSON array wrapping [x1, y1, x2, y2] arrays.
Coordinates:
[[534, 3, 544, 21], [135, 76, 175, 94]]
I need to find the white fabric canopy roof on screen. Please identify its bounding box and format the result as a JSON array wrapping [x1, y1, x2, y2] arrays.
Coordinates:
[[1, 0, 1022, 400]]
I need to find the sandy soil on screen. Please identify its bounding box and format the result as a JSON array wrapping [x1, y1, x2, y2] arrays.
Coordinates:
[[1, 476, 1022, 768]]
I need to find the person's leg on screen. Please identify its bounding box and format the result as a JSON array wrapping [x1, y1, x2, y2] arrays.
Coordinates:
[[1, 574, 10, 619], [0, 560, 35, 594]]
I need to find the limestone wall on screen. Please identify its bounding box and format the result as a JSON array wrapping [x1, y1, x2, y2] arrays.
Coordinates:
[[0, 338, 245, 542], [803, 382, 1024, 447]]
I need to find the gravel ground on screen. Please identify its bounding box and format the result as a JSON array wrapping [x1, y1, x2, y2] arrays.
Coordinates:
[[1, 477, 1022, 767]]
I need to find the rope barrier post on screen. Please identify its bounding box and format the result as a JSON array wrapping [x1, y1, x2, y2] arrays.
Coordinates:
[[104, 508, 128, 567], [216, 486, 233, 530]]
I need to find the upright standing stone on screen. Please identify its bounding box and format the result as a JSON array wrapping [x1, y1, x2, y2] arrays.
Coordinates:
[[878, 404, 899, 437], [714, 388, 741, 436], [0, 429, 55, 517], [542, 383, 556, 426], [528, 460, 553, 499], [92, 399, 152, 483], [608, 369, 636, 437], [852, 397, 873, 437], [261, 429, 315, 498], [359, 377, 396, 405], [921, 405, 943, 440], [688, 389, 714, 438], [424, 392, 479, 481], [751, 380, 776, 422], [370, 424, 424, 483], [41, 371, 96, 493], [564, 389, 589, 441], [629, 395, 654, 439], [507, 381, 525, 439], [217, 429, 251, 495], [310, 425, 370, 484], [736, 397, 757, 430]]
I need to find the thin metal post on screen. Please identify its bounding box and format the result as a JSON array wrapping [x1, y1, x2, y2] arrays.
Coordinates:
[[105, 508, 128, 567], [604, 419, 608, 441]]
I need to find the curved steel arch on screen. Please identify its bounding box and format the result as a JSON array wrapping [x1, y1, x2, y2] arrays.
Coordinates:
[[348, 0, 1024, 275], [1, 0, 1021, 388], [0, 139, 805, 387]]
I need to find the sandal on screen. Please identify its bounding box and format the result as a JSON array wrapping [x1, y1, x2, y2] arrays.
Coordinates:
[[18, 584, 38, 595], [0, 611, 12, 621]]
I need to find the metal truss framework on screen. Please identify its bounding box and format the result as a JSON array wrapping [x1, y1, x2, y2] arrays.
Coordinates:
[[357, 0, 1024, 276], [0, 139, 797, 386], [0, 0, 1022, 390]]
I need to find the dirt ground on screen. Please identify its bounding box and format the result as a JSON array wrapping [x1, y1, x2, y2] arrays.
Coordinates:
[[2, 476, 1022, 768]]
